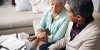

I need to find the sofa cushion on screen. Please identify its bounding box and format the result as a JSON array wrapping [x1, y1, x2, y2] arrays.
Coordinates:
[[0, 26, 34, 35], [0, 7, 43, 30], [15, 0, 32, 12], [30, 0, 49, 13], [93, 11, 100, 23], [33, 19, 41, 35]]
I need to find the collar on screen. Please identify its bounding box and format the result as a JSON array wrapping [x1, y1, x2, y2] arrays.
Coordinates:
[[73, 17, 94, 29], [73, 22, 86, 29]]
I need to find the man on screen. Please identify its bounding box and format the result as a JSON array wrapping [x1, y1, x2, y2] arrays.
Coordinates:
[[47, 0, 100, 50]]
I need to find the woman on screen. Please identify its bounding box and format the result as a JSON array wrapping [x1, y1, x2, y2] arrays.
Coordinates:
[[27, 0, 69, 50]]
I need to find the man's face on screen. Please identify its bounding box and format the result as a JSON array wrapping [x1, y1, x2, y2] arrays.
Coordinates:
[[65, 3, 78, 22], [51, 1, 64, 14]]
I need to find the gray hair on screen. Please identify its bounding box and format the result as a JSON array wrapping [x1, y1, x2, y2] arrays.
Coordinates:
[[66, 0, 94, 20], [51, 0, 67, 5]]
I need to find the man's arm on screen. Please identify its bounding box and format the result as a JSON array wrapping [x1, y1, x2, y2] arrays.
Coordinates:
[[48, 34, 67, 50]]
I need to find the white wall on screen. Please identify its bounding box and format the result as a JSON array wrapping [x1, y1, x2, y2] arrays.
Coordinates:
[[99, 1, 100, 12], [92, 0, 100, 12]]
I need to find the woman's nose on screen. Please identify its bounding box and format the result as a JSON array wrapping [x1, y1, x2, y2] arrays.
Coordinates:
[[53, 5, 57, 11]]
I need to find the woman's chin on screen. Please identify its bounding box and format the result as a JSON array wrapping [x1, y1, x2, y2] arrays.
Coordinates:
[[53, 12, 59, 14]]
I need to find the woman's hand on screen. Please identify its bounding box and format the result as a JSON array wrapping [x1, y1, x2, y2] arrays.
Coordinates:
[[37, 29, 45, 39], [42, 34, 48, 42], [27, 35, 37, 41], [37, 29, 49, 42], [38, 32, 46, 39], [37, 32, 48, 42], [37, 32, 49, 42]]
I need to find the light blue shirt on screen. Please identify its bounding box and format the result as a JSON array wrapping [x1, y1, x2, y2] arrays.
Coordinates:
[[37, 7, 69, 43]]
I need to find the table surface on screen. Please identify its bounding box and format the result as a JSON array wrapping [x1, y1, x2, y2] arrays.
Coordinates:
[[0, 33, 29, 50]]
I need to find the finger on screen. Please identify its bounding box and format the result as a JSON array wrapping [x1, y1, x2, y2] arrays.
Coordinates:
[[41, 32, 46, 37], [40, 33, 45, 38], [27, 38, 31, 41], [38, 32, 45, 39], [27, 37, 31, 40], [27, 37, 33, 41], [38, 34, 42, 39]]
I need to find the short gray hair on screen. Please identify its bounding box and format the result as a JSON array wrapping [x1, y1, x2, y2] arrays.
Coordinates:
[[51, 0, 67, 5]]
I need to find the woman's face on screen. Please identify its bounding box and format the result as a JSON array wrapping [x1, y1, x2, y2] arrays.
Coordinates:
[[51, 1, 64, 14]]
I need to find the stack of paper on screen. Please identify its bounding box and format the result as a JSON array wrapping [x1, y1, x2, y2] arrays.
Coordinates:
[[0, 38, 25, 50]]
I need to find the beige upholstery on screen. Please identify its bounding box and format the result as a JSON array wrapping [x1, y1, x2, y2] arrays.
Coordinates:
[[0, 0, 44, 35], [33, 19, 41, 35], [0, 7, 43, 35], [93, 11, 100, 23]]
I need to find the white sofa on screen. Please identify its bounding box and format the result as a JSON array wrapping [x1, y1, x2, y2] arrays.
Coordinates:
[[0, 0, 100, 36], [0, 6, 100, 36], [0, 7, 43, 35]]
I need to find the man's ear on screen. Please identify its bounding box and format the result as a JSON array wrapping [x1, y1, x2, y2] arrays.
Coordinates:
[[77, 15, 83, 20]]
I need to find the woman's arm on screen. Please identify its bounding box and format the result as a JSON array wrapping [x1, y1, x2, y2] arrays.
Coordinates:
[[36, 8, 51, 41]]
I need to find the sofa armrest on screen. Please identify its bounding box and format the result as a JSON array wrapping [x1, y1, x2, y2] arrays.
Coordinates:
[[33, 19, 41, 35]]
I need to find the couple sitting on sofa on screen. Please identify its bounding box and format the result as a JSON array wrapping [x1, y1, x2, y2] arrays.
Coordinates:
[[27, 0, 100, 50]]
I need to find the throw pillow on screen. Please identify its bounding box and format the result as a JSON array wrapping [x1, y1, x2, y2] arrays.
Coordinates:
[[30, 0, 49, 13], [15, 0, 32, 12]]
